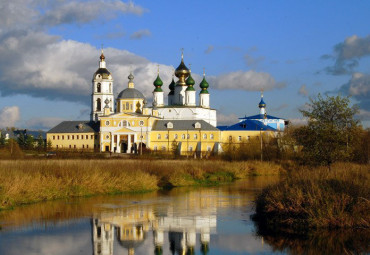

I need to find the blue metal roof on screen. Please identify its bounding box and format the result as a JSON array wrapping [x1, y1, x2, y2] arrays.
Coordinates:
[[239, 114, 282, 120], [259, 98, 266, 106], [217, 119, 277, 131]]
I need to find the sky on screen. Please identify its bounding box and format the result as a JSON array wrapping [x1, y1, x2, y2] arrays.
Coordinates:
[[0, 0, 369, 130]]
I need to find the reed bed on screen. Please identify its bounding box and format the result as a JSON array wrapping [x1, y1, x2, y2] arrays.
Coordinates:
[[0, 159, 283, 210], [254, 162, 370, 231]]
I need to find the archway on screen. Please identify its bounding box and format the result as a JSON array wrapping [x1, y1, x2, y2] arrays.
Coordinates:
[[121, 142, 128, 153]]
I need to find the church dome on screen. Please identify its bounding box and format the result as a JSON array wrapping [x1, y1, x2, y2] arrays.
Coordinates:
[[168, 77, 175, 95], [117, 88, 145, 99], [94, 68, 111, 79], [199, 76, 209, 94], [259, 98, 266, 108]]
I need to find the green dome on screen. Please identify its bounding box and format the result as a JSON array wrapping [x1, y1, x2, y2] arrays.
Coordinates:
[[186, 73, 195, 86], [168, 77, 175, 95], [199, 76, 209, 94], [153, 74, 163, 92]]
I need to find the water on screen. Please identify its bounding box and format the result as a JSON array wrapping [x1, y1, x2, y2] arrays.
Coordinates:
[[0, 177, 368, 255]]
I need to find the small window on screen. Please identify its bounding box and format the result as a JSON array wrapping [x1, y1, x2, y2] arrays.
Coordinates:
[[187, 134, 190, 139], [126, 102, 129, 110], [207, 146, 211, 152], [56, 145, 58, 149], [81, 135, 84, 140], [72, 135, 74, 140], [194, 134, 198, 139], [210, 134, 214, 139], [97, 83, 101, 93], [91, 135, 94, 139], [154, 146, 158, 151], [74, 145, 76, 149], [139, 120, 144, 126], [130, 104, 133, 110], [105, 121, 110, 126], [167, 122, 173, 129], [247, 136, 250, 140], [57, 135, 60, 140], [165, 134, 169, 139], [189, 147, 193, 152], [203, 134, 207, 139], [122, 120, 127, 127], [182, 134, 185, 139], [157, 134, 161, 139], [238, 136, 242, 141], [122, 104, 125, 111], [53, 136, 55, 140], [161, 146, 166, 151], [106, 135, 109, 139], [229, 136, 232, 141], [87, 145, 89, 149], [76, 135, 79, 140], [82, 145, 85, 149], [174, 134, 178, 139], [67, 135, 70, 140], [194, 122, 201, 129], [62, 135, 64, 140], [132, 121, 135, 126]]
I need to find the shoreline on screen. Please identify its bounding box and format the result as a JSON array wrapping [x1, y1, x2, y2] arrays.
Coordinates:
[[0, 159, 284, 211]]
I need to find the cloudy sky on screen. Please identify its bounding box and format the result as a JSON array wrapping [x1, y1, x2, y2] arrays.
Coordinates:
[[0, 0, 369, 130]]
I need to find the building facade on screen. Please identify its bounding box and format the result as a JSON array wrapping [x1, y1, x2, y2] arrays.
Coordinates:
[[47, 52, 286, 155]]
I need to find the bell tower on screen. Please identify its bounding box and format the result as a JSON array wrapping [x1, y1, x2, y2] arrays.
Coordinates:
[[91, 49, 114, 121]]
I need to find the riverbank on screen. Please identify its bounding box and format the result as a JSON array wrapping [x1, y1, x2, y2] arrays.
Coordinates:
[[0, 159, 284, 210], [253, 162, 370, 232]]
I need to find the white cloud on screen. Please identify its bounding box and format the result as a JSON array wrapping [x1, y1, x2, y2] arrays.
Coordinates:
[[26, 117, 66, 130], [0, 106, 20, 128], [288, 118, 308, 126], [130, 29, 151, 40], [244, 54, 265, 68], [338, 72, 370, 111], [217, 113, 239, 126], [298, 84, 308, 97], [209, 70, 284, 91]]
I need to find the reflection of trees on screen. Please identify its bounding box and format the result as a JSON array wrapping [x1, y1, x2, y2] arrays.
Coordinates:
[[254, 221, 370, 254]]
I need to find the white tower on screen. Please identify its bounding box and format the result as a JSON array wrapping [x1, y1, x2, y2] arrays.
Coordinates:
[[91, 50, 114, 121], [185, 69, 196, 106], [199, 71, 210, 108], [259, 90, 266, 115], [153, 66, 164, 107]]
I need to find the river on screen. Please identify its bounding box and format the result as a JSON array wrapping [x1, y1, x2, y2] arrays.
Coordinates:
[[0, 176, 367, 255]]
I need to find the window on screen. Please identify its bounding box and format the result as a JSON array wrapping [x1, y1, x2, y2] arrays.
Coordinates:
[[132, 121, 135, 126], [187, 134, 190, 139], [86, 145, 89, 149], [139, 120, 144, 126], [81, 135, 84, 140], [194, 122, 201, 129], [238, 136, 242, 141], [96, 98, 101, 111], [69, 145, 71, 148], [53, 136, 55, 140], [97, 83, 101, 92], [229, 136, 232, 141], [122, 120, 127, 127], [67, 135, 70, 140], [189, 147, 193, 152], [247, 136, 250, 140], [207, 146, 211, 152], [62, 135, 64, 140], [122, 104, 125, 111], [105, 121, 110, 126], [56, 145, 58, 149], [166, 122, 173, 129], [165, 134, 169, 139], [210, 134, 214, 139], [130, 104, 133, 110], [72, 135, 74, 140], [181, 134, 185, 139], [82, 145, 85, 149], [57, 135, 60, 140], [174, 134, 178, 139], [157, 134, 161, 139], [194, 134, 198, 139], [74, 145, 76, 149], [126, 102, 129, 110], [203, 134, 207, 139], [109, 83, 111, 93], [161, 146, 166, 151], [105, 135, 109, 139], [76, 135, 79, 139], [154, 146, 158, 151], [91, 135, 94, 139]]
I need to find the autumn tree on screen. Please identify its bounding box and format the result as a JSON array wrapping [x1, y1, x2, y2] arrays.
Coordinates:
[[294, 94, 359, 169]]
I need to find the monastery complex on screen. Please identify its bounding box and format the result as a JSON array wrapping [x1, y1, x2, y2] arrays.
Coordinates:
[[47, 51, 287, 155]]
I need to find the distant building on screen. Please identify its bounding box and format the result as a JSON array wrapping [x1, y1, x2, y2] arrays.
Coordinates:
[[47, 51, 287, 155]]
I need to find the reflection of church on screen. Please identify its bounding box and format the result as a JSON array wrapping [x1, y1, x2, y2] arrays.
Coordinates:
[[91, 189, 246, 255], [47, 50, 287, 155]]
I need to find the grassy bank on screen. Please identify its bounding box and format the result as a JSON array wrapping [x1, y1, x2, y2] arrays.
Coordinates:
[[253, 163, 370, 232], [0, 159, 284, 210]]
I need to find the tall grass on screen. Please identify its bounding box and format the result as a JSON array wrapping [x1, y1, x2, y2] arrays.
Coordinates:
[[253, 162, 370, 231], [0, 159, 283, 210]]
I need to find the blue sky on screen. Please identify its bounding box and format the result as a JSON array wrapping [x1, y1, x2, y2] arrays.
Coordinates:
[[0, 0, 369, 130]]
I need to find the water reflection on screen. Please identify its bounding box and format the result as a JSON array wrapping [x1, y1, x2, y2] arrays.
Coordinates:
[[92, 187, 243, 255]]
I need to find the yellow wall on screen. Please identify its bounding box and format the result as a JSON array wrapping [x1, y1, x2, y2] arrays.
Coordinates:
[[220, 130, 275, 151], [46, 132, 99, 150], [149, 130, 220, 155]]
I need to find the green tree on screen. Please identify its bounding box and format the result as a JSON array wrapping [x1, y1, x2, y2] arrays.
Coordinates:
[[25, 135, 35, 149], [36, 133, 45, 151], [294, 94, 359, 169]]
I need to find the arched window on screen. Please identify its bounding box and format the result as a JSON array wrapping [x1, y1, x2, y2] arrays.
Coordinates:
[[194, 134, 198, 139], [203, 134, 207, 139], [96, 98, 101, 111], [157, 134, 161, 139], [122, 120, 127, 127], [181, 134, 185, 139], [210, 134, 214, 139], [97, 83, 101, 93], [174, 134, 178, 139], [126, 102, 129, 110]]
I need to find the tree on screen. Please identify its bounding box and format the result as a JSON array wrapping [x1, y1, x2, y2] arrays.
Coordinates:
[[294, 94, 359, 169], [36, 133, 45, 151]]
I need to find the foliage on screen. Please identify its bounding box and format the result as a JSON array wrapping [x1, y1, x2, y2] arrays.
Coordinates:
[[36, 133, 45, 151], [294, 94, 359, 169]]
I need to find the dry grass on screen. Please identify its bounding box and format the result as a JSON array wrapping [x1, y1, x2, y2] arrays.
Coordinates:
[[0, 159, 283, 210], [254, 162, 370, 231]]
